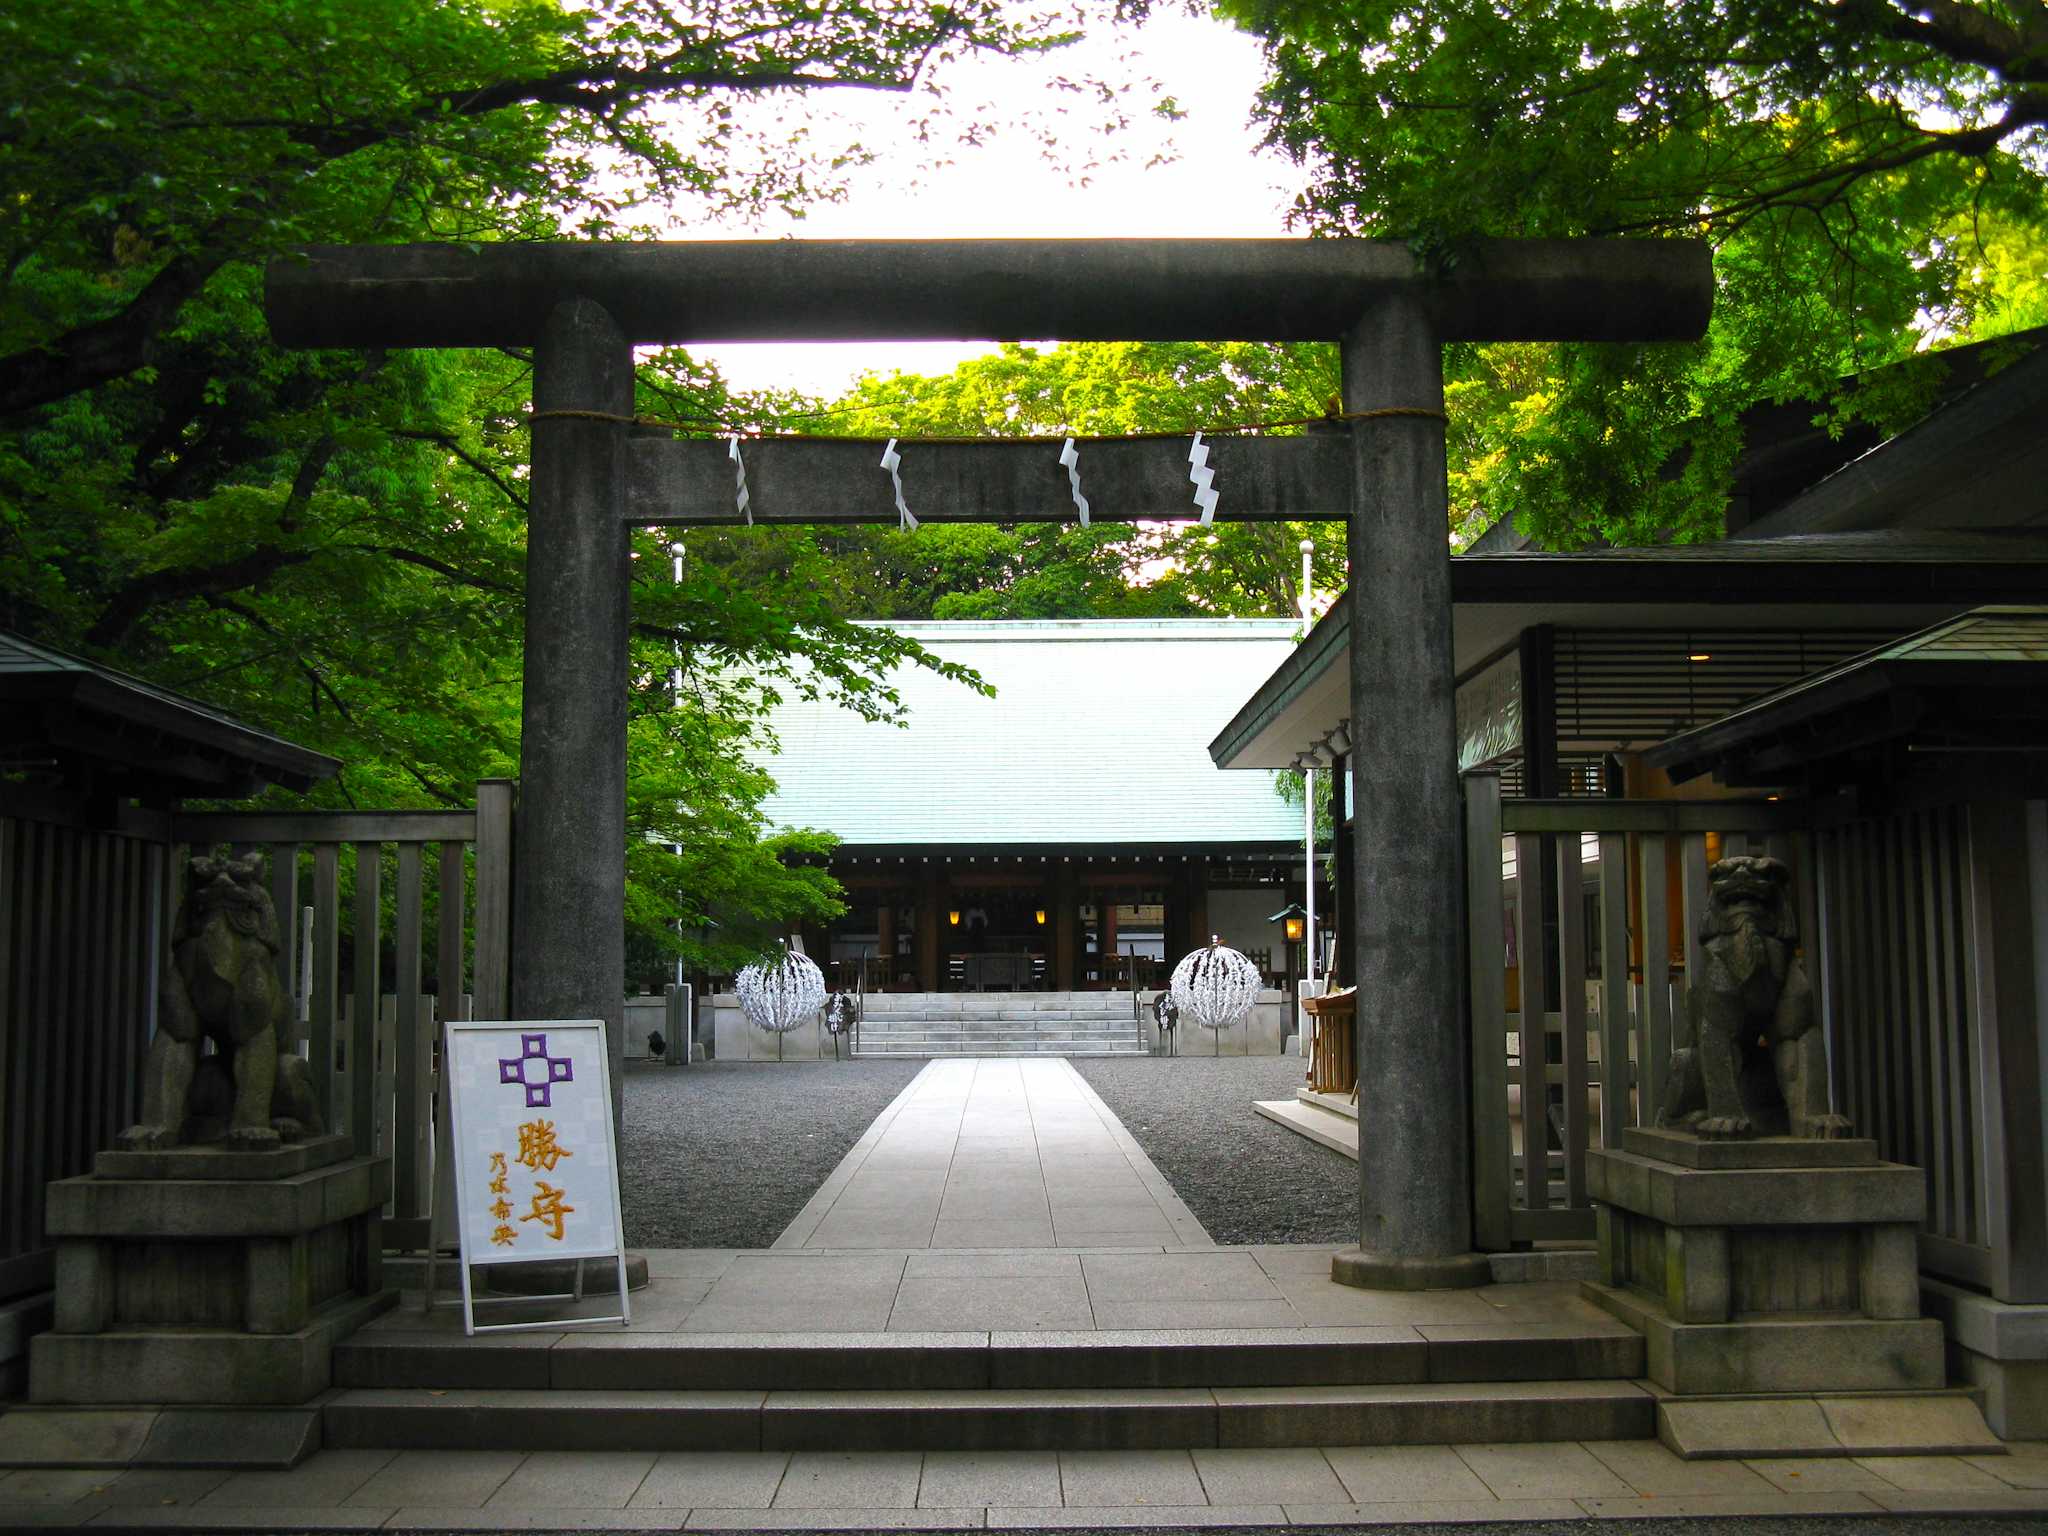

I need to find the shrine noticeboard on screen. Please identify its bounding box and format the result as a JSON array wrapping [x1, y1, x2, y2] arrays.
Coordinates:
[[445, 1019, 626, 1269]]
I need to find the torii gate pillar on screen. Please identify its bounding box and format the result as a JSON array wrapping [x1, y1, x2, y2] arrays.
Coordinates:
[[518, 298, 634, 1128], [1335, 295, 1489, 1288]]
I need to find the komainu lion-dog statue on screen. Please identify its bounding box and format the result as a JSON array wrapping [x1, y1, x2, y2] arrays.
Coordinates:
[[118, 853, 324, 1150], [1658, 854, 1852, 1141]]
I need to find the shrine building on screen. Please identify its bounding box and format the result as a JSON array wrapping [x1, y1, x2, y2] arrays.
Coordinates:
[[750, 617, 1316, 993]]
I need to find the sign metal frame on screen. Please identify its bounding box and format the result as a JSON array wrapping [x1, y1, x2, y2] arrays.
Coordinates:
[[429, 1017, 631, 1336]]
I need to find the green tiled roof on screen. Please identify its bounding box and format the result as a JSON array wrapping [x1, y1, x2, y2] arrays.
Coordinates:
[[756, 619, 1306, 848]]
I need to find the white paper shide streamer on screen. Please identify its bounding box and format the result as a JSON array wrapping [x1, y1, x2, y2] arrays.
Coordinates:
[[1187, 432, 1219, 525], [1058, 437, 1090, 527], [1168, 942, 1261, 1035], [728, 436, 752, 526], [735, 949, 825, 1058], [880, 438, 917, 531]]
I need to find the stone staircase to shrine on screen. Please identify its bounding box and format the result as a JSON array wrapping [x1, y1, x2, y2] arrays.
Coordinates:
[[853, 990, 1145, 1058], [322, 1318, 1654, 1454]]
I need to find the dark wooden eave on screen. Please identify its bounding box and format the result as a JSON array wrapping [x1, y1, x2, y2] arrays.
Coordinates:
[[0, 631, 339, 800], [1209, 532, 2048, 771], [1644, 607, 2048, 787]]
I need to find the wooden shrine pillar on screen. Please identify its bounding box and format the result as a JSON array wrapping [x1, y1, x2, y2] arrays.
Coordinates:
[[1332, 755, 1356, 990], [877, 902, 896, 991], [918, 865, 942, 992], [1053, 864, 1078, 992]]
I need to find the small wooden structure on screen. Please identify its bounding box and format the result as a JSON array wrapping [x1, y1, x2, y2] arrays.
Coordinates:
[[0, 633, 338, 1391], [1303, 986, 1358, 1096]]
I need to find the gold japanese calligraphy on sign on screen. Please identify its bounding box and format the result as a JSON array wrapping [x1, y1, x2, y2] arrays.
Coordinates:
[[516, 1119, 574, 1173], [522, 1180, 575, 1241]]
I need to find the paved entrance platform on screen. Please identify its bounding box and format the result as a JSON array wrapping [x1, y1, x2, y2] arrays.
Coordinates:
[[775, 1059, 1209, 1251], [5, 1058, 2034, 1525], [8, 1438, 2048, 1526]]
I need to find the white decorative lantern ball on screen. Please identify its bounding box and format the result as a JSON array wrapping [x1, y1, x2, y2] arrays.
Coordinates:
[[1168, 942, 1261, 1034], [736, 949, 826, 1035]]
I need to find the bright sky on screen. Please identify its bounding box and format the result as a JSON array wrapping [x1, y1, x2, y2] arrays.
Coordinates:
[[679, 10, 1304, 398]]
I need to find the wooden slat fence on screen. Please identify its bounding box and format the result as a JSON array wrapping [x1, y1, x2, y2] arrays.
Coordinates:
[[169, 779, 513, 1250], [1816, 798, 2048, 1301], [0, 796, 170, 1298], [1463, 774, 1811, 1248]]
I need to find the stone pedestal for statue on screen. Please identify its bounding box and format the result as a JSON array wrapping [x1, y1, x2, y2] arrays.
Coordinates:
[[1583, 1127, 1943, 1395], [29, 1136, 395, 1406]]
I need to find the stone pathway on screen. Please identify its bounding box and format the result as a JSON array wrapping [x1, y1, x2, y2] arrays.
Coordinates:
[[7, 1437, 2048, 1527], [774, 1059, 1209, 1251]]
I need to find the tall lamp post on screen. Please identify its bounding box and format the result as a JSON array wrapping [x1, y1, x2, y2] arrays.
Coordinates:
[[1269, 901, 1307, 1041]]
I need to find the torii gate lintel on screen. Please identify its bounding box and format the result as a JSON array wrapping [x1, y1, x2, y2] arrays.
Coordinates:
[[264, 238, 1712, 1291]]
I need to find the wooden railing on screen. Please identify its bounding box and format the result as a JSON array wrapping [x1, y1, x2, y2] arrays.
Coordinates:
[[1462, 772, 1812, 1248], [169, 779, 513, 1246]]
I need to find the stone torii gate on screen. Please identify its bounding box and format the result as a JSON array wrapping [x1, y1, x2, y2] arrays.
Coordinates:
[[267, 238, 1710, 1289]]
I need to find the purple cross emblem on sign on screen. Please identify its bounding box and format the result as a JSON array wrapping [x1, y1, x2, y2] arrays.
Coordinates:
[[498, 1032, 574, 1108]]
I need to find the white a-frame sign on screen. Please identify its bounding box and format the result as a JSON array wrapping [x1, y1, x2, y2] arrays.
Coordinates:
[[434, 1018, 630, 1335]]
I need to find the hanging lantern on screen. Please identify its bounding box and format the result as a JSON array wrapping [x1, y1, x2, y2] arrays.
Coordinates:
[[735, 948, 826, 1060], [1168, 941, 1261, 1038]]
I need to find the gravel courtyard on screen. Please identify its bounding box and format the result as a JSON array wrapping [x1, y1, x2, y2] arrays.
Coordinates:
[[620, 1058, 923, 1248], [1070, 1054, 1357, 1245], [619, 1053, 1356, 1249]]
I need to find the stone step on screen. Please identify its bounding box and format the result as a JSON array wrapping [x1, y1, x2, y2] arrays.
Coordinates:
[[860, 1025, 1137, 1035], [862, 1010, 1135, 1023], [853, 1035, 1141, 1045], [855, 1033, 1141, 1046], [321, 1379, 1653, 1453], [334, 1326, 1644, 1395], [854, 1046, 1147, 1058], [1254, 1097, 1360, 1160]]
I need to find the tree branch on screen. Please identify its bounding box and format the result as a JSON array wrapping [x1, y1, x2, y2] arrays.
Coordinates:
[[347, 544, 520, 595], [1881, 0, 2045, 79], [391, 428, 529, 512], [85, 545, 316, 648], [0, 248, 229, 417]]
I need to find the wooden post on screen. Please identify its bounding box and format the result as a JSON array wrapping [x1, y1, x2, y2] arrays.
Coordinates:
[[1464, 772, 1510, 1252], [1513, 833, 1549, 1211], [918, 865, 941, 992], [1638, 835, 1673, 1124], [473, 779, 514, 1020], [1555, 833, 1590, 1209], [309, 845, 340, 1133], [1966, 798, 2048, 1301], [350, 842, 381, 1159], [1597, 833, 1631, 1147], [1054, 864, 1078, 992], [392, 842, 427, 1220]]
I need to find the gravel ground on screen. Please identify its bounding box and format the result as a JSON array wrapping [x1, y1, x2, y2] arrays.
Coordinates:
[[619, 1058, 923, 1248], [617, 1053, 1353, 1249], [1072, 1054, 1358, 1246]]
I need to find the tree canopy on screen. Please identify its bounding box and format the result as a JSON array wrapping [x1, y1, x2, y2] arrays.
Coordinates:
[[0, 0, 1092, 978], [1208, 0, 2048, 546]]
